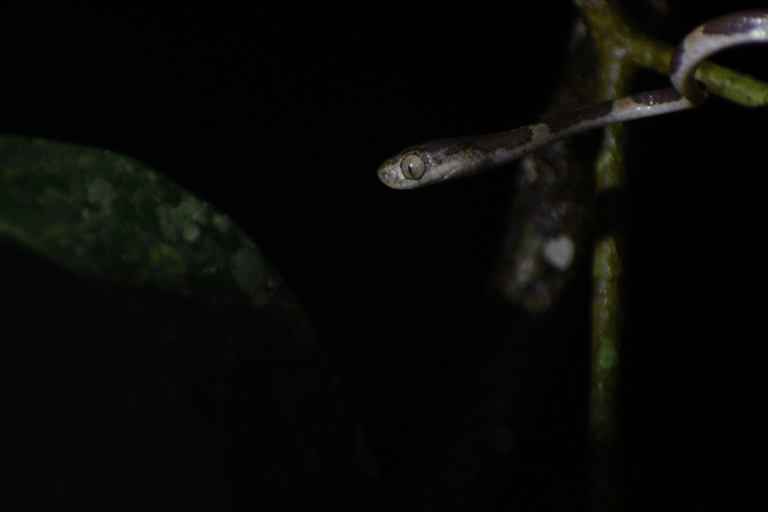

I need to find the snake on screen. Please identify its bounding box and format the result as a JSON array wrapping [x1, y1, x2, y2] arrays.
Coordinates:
[[377, 10, 768, 190]]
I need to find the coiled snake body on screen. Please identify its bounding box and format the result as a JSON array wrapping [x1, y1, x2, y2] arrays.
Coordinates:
[[377, 10, 768, 190]]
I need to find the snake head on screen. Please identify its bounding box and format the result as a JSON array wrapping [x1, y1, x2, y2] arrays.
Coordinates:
[[376, 147, 431, 190], [377, 138, 485, 190]]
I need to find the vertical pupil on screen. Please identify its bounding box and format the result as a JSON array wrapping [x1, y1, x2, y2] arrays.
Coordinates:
[[401, 154, 425, 180]]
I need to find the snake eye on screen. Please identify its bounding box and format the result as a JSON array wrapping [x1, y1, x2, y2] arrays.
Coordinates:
[[401, 153, 426, 180]]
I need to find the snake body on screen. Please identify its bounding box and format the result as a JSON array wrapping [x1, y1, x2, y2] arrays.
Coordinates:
[[377, 10, 768, 190]]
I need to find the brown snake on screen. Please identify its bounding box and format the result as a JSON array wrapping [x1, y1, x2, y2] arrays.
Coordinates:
[[378, 10, 768, 190]]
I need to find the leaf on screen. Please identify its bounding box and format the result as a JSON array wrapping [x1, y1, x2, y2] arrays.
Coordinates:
[[0, 135, 384, 510]]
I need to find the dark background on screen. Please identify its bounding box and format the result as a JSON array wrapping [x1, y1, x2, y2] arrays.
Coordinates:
[[1, 2, 764, 510]]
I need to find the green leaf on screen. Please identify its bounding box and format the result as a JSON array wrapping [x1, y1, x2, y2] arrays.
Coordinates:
[[0, 135, 384, 510]]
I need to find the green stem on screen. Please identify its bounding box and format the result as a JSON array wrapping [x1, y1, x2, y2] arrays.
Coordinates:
[[576, 0, 768, 106], [571, 3, 767, 509]]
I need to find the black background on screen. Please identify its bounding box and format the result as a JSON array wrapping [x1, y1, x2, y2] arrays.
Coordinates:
[[1, 2, 764, 510]]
